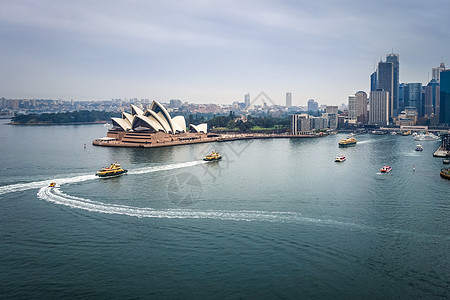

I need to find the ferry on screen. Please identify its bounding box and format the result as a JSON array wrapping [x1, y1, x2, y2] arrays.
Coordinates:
[[96, 162, 128, 178], [415, 145, 423, 151], [338, 137, 357, 147], [335, 155, 346, 162], [203, 151, 222, 161], [440, 168, 450, 180], [49, 181, 56, 187], [380, 166, 392, 173]]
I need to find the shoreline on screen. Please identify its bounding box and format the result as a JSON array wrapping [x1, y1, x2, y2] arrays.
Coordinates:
[[7, 121, 108, 126]]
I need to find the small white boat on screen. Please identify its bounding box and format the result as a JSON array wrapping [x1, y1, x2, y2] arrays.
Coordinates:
[[415, 145, 423, 151], [335, 155, 346, 162]]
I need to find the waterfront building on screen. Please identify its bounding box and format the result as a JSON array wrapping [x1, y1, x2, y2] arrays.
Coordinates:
[[286, 92, 292, 108], [355, 91, 368, 124], [377, 60, 394, 121], [369, 89, 389, 125], [307, 99, 318, 112], [440, 70, 450, 125], [396, 107, 418, 126], [291, 114, 312, 134], [424, 79, 440, 117], [386, 53, 400, 116], [311, 116, 328, 130], [325, 106, 338, 129]]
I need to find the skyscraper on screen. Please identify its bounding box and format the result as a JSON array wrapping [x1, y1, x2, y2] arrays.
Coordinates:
[[424, 79, 440, 117], [403, 83, 423, 116], [440, 70, 450, 125], [286, 92, 292, 108], [386, 53, 399, 116], [355, 91, 368, 124], [377, 61, 394, 122], [432, 62, 446, 83], [370, 71, 377, 91], [369, 90, 389, 125], [244, 93, 250, 107], [348, 95, 357, 121]]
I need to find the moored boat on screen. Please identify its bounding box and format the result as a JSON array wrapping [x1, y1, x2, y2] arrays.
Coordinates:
[[414, 132, 439, 141], [96, 162, 128, 178], [440, 168, 450, 180], [335, 155, 346, 162], [203, 151, 222, 161], [338, 137, 357, 147], [415, 145, 423, 151], [380, 166, 392, 173]]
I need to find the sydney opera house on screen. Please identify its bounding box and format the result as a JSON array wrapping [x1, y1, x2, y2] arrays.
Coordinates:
[[93, 101, 213, 148]]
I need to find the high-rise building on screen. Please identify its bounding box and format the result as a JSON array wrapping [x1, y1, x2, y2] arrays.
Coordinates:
[[355, 91, 368, 124], [377, 61, 394, 121], [369, 89, 389, 125], [424, 79, 440, 117], [286, 92, 292, 108], [348, 95, 357, 121], [440, 70, 450, 125], [291, 114, 311, 134], [307, 99, 318, 112], [325, 105, 338, 129], [244, 93, 250, 107], [370, 71, 377, 91], [432, 62, 446, 83], [403, 83, 423, 117], [386, 53, 400, 116]]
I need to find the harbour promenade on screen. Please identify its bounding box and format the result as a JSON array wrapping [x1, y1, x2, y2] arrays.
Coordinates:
[[92, 132, 323, 148]]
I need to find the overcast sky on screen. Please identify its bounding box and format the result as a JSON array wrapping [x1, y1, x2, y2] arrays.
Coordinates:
[[1, 0, 449, 106]]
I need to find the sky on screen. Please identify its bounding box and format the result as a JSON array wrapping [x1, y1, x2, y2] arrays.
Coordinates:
[[0, 0, 449, 106]]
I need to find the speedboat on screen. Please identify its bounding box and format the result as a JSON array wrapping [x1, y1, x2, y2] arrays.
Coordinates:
[[203, 151, 222, 161], [415, 145, 423, 151], [96, 162, 128, 178], [380, 166, 392, 173], [335, 155, 346, 162], [414, 132, 439, 141], [338, 137, 357, 147], [49, 181, 56, 187]]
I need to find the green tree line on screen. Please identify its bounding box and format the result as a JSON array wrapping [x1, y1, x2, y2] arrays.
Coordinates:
[[11, 110, 121, 124]]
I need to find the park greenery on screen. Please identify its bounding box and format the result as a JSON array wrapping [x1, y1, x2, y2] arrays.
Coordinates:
[[11, 110, 120, 124]]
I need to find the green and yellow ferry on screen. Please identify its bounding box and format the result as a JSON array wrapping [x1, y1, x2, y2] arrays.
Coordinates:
[[96, 162, 128, 178]]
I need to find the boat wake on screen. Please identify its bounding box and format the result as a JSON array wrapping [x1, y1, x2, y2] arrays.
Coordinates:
[[0, 160, 206, 196], [37, 185, 369, 228]]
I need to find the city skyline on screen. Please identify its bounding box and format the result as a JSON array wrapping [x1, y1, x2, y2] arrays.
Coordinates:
[[0, 1, 449, 105]]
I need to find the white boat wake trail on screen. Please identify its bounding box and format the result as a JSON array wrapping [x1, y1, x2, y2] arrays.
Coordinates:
[[0, 160, 204, 196]]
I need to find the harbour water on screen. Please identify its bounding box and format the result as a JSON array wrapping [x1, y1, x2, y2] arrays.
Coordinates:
[[1, 120, 449, 298]]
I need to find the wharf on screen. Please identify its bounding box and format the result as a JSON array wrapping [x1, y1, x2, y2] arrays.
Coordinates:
[[433, 146, 450, 157], [92, 132, 321, 148]]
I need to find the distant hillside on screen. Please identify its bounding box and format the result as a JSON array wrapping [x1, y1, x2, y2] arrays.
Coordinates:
[[10, 110, 121, 125]]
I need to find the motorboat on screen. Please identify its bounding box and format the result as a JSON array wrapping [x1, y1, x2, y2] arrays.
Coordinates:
[[335, 155, 346, 162], [203, 151, 222, 161], [49, 181, 56, 187], [380, 166, 392, 173], [415, 145, 423, 151], [96, 162, 128, 178], [338, 137, 357, 147], [414, 132, 439, 141]]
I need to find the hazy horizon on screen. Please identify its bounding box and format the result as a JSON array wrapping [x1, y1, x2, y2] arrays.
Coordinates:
[[1, 0, 448, 106]]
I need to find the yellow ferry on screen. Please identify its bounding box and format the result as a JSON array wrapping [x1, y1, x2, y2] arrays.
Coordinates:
[[203, 151, 222, 161], [338, 137, 357, 147], [96, 162, 128, 178]]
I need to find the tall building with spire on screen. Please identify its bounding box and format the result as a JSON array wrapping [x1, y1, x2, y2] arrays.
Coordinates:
[[377, 61, 394, 122], [386, 53, 399, 116], [432, 62, 446, 83]]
